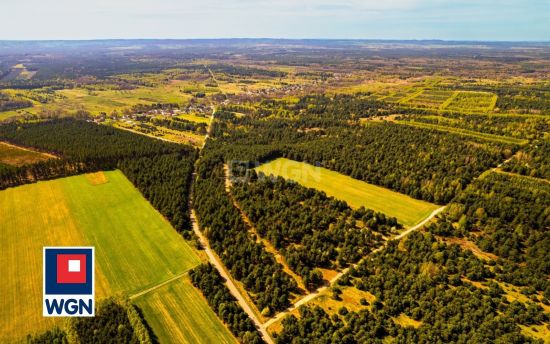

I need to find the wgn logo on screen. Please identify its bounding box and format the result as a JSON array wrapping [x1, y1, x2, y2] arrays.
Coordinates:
[[43, 247, 95, 317]]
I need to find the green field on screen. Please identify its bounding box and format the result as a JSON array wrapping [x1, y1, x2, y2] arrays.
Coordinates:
[[0, 171, 231, 342], [134, 277, 237, 344], [254, 158, 439, 227]]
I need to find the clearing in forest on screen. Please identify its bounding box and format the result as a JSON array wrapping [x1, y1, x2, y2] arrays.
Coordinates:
[[0, 141, 55, 166], [254, 158, 439, 227]]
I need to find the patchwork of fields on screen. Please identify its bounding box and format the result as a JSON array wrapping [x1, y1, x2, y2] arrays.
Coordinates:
[[0, 171, 232, 342], [254, 158, 439, 227]]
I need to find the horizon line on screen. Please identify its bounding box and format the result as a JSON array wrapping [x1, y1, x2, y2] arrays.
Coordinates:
[[0, 38, 549, 44]]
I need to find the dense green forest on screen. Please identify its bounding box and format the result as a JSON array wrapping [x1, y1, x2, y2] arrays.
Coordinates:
[[190, 264, 264, 344], [232, 173, 393, 289], [194, 152, 298, 315], [275, 232, 548, 343], [0, 119, 197, 236]]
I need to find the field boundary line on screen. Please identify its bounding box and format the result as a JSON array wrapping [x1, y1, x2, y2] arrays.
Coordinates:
[[129, 270, 192, 300]]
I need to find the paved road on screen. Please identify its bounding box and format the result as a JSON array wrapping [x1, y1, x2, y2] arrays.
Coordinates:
[[262, 205, 446, 329]]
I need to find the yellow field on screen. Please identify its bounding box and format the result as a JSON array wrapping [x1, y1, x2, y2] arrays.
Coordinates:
[[255, 158, 439, 227], [134, 277, 237, 344], [0, 171, 231, 342], [175, 113, 211, 124]]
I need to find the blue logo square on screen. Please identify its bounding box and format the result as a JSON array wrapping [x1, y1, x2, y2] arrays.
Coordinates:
[[44, 247, 94, 295]]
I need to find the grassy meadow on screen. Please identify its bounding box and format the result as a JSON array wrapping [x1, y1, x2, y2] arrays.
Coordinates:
[[134, 277, 237, 344], [255, 158, 439, 227], [0, 170, 219, 342]]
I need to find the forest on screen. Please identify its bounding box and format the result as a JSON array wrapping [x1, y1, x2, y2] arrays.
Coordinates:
[[209, 102, 514, 204], [427, 172, 550, 297], [275, 232, 548, 343], [232, 173, 394, 289]]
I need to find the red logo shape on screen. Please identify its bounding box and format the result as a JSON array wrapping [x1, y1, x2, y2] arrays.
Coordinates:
[[57, 254, 87, 284]]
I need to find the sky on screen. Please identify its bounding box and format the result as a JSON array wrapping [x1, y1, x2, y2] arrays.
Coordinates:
[[1, 0, 549, 41]]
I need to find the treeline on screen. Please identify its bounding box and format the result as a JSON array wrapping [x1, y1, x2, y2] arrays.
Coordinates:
[[119, 152, 195, 235], [28, 298, 154, 344], [193, 152, 298, 315], [502, 141, 549, 179], [190, 264, 264, 344], [275, 232, 547, 343], [0, 119, 197, 236], [232, 173, 392, 289], [209, 64, 287, 78], [428, 172, 550, 296]]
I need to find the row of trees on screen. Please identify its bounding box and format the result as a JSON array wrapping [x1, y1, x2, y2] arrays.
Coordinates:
[[232, 173, 393, 290], [0, 91, 33, 111], [190, 264, 264, 344], [149, 117, 208, 134]]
